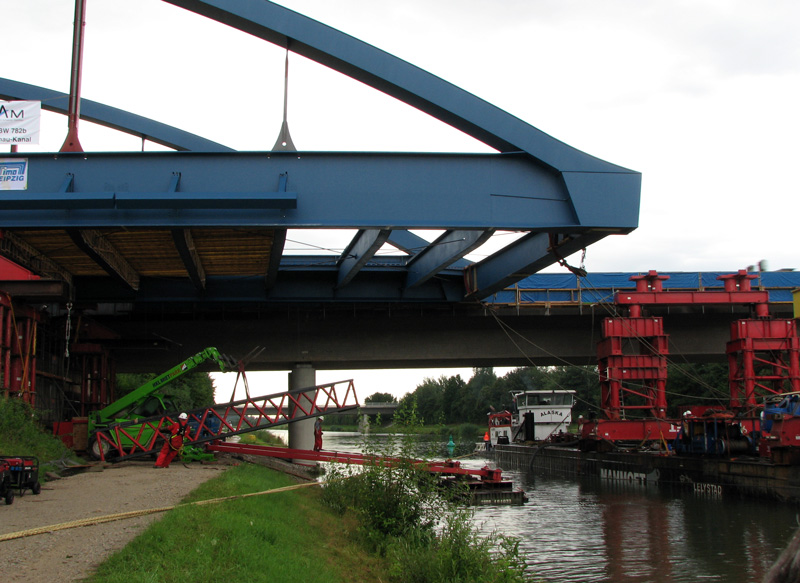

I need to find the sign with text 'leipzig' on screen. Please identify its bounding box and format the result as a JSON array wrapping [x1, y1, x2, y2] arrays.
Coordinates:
[[0, 159, 27, 190], [0, 101, 41, 145]]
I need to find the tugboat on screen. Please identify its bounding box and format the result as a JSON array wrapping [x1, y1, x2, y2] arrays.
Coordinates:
[[487, 390, 576, 446], [512, 390, 576, 442]]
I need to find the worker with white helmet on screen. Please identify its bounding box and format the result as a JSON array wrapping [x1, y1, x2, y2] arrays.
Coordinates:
[[154, 412, 191, 468]]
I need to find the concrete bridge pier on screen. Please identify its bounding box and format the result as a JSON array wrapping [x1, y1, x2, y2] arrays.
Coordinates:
[[359, 414, 370, 434], [287, 363, 316, 463]]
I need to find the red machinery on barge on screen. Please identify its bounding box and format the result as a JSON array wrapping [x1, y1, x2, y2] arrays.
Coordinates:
[[493, 270, 800, 501]]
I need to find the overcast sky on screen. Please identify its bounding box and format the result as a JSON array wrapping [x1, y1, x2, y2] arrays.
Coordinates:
[[7, 0, 799, 400]]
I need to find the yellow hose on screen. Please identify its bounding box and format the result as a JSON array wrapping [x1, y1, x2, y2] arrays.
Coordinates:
[[0, 481, 320, 542]]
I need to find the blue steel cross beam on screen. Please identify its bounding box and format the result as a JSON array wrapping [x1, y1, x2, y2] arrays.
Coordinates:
[[0, 0, 640, 301]]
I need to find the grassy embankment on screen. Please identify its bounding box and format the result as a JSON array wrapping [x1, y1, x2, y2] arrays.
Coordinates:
[[2, 399, 534, 582], [85, 463, 389, 583], [86, 445, 530, 582]]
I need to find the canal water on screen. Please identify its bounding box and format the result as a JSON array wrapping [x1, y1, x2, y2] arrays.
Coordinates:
[[272, 430, 798, 582]]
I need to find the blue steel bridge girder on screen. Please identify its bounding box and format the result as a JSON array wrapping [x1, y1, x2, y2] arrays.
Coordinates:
[[0, 0, 641, 302], [4, 152, 634, 231]]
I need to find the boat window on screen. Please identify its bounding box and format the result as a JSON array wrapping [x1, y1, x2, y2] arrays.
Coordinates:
[[552, 394, 574, 406], [519, 393, 574, 407]]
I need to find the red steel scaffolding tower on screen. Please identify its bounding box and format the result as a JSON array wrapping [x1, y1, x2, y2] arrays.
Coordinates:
[[583, 270, 799, 447]]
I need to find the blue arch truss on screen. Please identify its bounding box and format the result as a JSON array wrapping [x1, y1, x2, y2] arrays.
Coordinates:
[[0, 0, 640, 303]]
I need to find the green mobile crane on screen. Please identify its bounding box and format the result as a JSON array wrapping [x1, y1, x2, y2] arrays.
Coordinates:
[[88, 347, 236, 458]]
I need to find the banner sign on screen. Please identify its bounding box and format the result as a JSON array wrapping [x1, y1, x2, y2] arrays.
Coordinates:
[[0, 101, 41, 145], [0, 158, 28, 190]]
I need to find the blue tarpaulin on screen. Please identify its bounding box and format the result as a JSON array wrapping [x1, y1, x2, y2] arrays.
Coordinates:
[[488, 271, 800, 304]]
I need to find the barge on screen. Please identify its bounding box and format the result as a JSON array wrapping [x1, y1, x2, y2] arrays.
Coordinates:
[[493, 442, 800, 503], [488, 270, 800, 503]]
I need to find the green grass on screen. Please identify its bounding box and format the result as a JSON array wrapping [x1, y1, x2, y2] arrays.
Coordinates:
[[237, 428, 286, 446], [85, 463, 388, 583]]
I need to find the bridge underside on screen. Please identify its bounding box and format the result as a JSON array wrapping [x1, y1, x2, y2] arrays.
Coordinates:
[[92, 306, 763, 374]]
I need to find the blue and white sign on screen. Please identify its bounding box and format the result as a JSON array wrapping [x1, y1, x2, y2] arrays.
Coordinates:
[[0, 101, 41, 145], [0, 158, 28, 190]]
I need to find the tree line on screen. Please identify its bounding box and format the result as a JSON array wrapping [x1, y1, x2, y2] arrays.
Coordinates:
[[391, 363, 730, 427]]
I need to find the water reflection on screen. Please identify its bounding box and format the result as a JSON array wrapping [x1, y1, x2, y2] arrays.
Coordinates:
[[269, 431, 796, 582]]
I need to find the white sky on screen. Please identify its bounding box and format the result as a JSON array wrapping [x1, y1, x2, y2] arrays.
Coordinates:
[[7, 0, 800, 400]]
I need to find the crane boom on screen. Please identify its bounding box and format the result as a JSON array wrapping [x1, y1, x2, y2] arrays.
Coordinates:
[[89, 347, 235, 431]]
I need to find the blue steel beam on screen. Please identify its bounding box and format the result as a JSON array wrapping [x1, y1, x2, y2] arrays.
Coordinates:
[[0, 78, 233, 153], [464, 231, 606, 298], [386, 230, 472, 272], [2, 152, 631, 231], [171, 228, 206, 291], [386, 230, 429, 257], [337, 229, 391, 288], [68, 229, 140, 290], [405, 229, 494, 289]]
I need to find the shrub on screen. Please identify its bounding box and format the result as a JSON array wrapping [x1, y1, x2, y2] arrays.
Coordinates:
[[0, 397, 78, 475], [320, 415, 531, 582], [388, 509, 529, 583]]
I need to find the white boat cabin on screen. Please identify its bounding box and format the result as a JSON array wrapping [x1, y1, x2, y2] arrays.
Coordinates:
[[511, 390, 576, 442]]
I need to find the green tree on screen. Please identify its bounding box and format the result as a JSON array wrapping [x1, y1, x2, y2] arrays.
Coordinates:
[[666, 362, 729, 415], [441, 375, 468, 424], [115, 371, 215, 411], [545, 366, 599, 419], [412, 376, 447, 424], [365, 392, 397, 403]]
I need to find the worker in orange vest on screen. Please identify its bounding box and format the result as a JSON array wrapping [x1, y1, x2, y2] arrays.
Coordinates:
[[313, 416, 324, 451], [484, 430, 491, 451], [154, 412, 190, 468]]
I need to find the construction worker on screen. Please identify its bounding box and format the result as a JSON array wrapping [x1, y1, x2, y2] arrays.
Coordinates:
[[154, 412, 190, 468], [313, 416, 324, 451]]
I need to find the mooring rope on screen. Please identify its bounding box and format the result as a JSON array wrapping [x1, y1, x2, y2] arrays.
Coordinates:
[[0, 481, 320, 543]]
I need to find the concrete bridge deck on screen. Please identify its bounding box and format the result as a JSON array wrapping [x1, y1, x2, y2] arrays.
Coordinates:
[[91, 270, 797, 374]]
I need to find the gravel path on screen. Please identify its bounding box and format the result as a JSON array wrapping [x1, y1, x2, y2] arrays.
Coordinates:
[[0, 460, 228, 583]]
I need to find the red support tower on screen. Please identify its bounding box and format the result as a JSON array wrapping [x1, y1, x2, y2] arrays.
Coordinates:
[[0, 293, 40, 406], [585, 269, 800, 452], [597, 315, 669, 420], [596, 271, 670, 420], [72, 343, 116, 416], [727, 319, 800, 412]]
